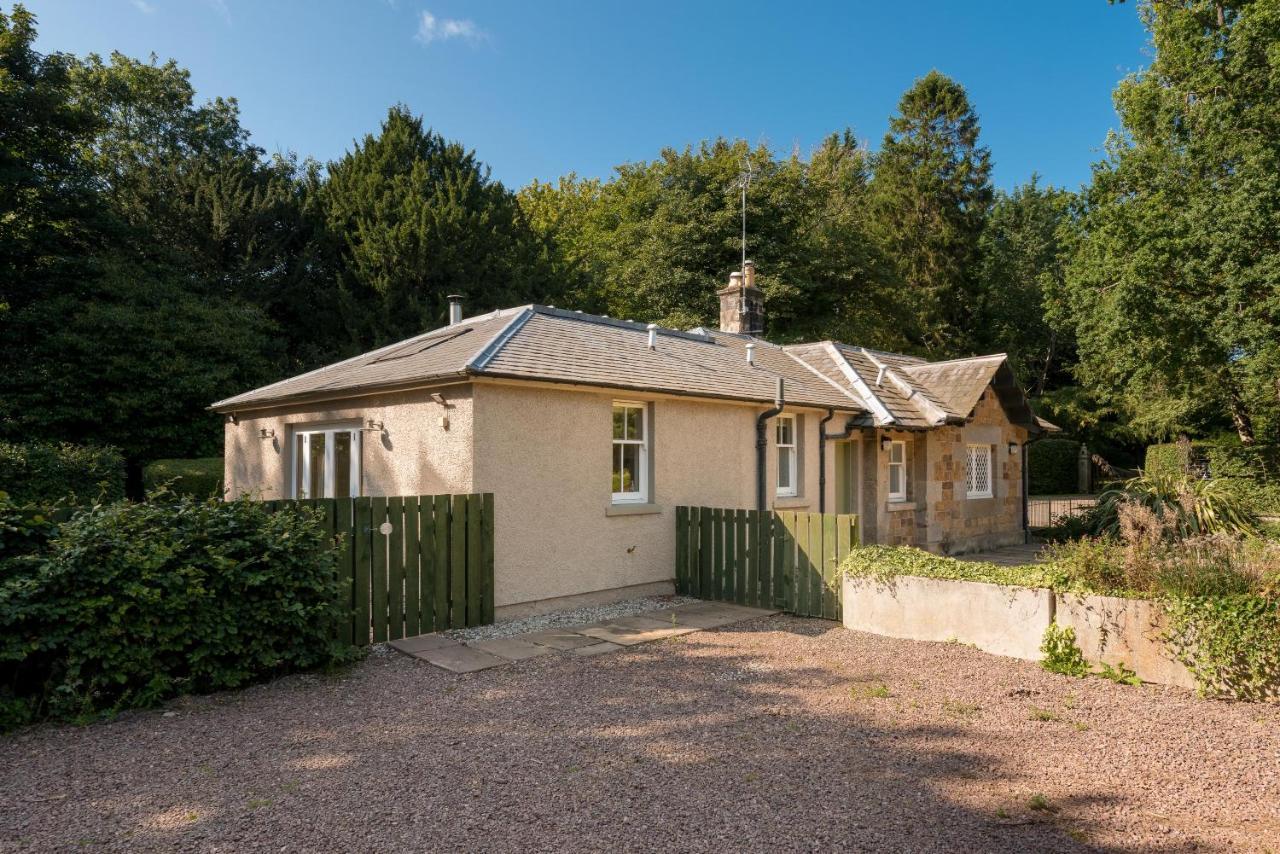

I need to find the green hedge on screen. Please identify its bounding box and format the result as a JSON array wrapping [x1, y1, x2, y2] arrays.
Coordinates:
[[143, 457, 224, 498], [1028, 438, 1081, 495], [0, 493, 353, 729], [1145, 438, 1280, 513], [0, 442, 126, 505]]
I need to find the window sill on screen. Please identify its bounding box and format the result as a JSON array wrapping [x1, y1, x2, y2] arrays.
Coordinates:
[[966, 494, 994, 501], [605, 502, 661, 517], [886, 501, 919, 512], [773, 496, 811, 509]]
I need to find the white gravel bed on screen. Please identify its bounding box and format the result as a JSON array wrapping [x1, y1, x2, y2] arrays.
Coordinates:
[[440, 594, 699, 641]]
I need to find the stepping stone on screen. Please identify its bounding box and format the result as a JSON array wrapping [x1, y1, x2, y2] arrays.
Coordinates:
[[575, 617, 691, 646], [522, 629, 599, 651], [571, 641, 622, 657], [665, 604, 766, 630], [388, 633, 459, 655], [415, 644, 507, 673], [468, 637, 553, 661]]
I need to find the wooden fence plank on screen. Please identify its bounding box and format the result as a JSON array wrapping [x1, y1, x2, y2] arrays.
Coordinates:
[[481, 493, 495, 626], [789, 511, 808, 616], [822, 512, 838, 620], [370, 496, 389, 643], [727, 507, 737, 602], [697, 507, 712, 597], [449, 494, 467, 629], [807, 512, 824, 618], [403, 497, 420, 638], [835, 513, 855, 621], [334, 497, 355, 646], [466, 493, 483, 626], [418, 499, 436, 633], [733, 509, 748, 605], [386, 497, 405, 640], [779, 511, 797, 612], [709, 508, 722, 601], [433, 495, 450, 630], [354, 497, 373, 645], [754, 510, 769, 609], [675, 506, 689, 596]]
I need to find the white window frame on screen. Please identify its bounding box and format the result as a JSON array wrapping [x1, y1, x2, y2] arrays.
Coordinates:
[[776, 414, 798, 498], [611, 401, 649, 504], [888, 440, 907, 502], [293, 425, 362, 499], [965, 443, 993, 499]]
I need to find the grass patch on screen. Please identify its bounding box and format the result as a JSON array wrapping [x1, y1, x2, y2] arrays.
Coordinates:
[[850, 682, 891, 700], [1028, 707, 1061, 722]]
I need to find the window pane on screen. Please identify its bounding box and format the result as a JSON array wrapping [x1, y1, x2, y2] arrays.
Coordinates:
[[616, 443, 641, 494], [625, 406, 642, 441], [777, 418, 793, 446], [613, 407, 625, 440], [890, 442, 904, 463], [334, 431, 352, 498], [778, 447, 793, 489], [308, 432, 326, 499], [889, 466, 902, 495], [295, 437, 306, 498]]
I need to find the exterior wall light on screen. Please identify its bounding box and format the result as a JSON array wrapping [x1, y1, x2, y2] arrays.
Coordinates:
[[258, 428, 275, 440], [880, 434, 893, 453], [363, 419, 385, 433], [1008, 442, 1019, 455]]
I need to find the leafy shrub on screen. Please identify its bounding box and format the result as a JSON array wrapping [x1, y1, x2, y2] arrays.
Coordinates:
[[1028, 438, 1081, 495], [0, 441, 125, 505], [0, 492, 60, 563], [1145, 437, 1280, 514], [1162, 594, 1280, 702], [1143, 442, 1185, 479], [1091, 472, 1257, 539], [0, 492, 352, 728], [841, 544, 1063, 590], [1040, 625, 1089, 677], [142, 457, 224, 498]]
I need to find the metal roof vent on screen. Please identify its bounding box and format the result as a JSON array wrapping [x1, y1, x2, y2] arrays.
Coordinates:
[[646, 323, 657, 351], [746, 342, 756, 366], [876, 365, 887, 387], [447, 294, 464, 326]]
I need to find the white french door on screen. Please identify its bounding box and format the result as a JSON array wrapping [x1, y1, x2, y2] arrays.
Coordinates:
[[293, 427, 361, 498]]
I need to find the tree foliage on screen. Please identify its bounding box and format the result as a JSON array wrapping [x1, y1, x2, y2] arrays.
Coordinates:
[[1061, 0, 1280, 445]]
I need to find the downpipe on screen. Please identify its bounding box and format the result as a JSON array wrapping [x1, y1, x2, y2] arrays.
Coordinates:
[[756, 377, 785, 511], [818, 409, 858, 513]]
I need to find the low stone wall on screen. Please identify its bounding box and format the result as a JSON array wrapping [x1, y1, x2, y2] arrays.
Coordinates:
[[841, 575, 1197, 690], [1055, 593, 1195, 689], [842, 576, 1053, 661]]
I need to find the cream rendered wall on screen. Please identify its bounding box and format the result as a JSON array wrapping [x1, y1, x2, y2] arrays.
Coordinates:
[[222, 386, 474, 499], [470, 381, 830, 609]]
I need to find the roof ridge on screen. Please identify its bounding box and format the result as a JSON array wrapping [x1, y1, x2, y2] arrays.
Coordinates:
[[823, 342, 894, 426], [467, 308, 534, 372], [857, 348, 949, 426], [531, 305, 713, 344], [783, 348, 866, 410], [903, 353, 1008, 370]]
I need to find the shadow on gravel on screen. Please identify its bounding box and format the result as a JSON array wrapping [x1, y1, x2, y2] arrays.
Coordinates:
[[0, 615, 1195, 852]]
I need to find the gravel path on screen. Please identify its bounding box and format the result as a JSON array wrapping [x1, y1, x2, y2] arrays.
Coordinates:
[[3, 615, 1278, 852]]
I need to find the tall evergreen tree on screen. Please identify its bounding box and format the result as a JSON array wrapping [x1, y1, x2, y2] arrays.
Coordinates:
[[869, 70, 993, 356], [1062, 0, 1280, 444], [321, 106, 554, 344]]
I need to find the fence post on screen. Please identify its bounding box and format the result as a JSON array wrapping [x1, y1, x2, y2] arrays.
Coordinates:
[[1077, 443, 1091, 493]]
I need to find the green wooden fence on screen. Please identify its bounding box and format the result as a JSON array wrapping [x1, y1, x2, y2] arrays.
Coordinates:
[[266, 493, 494, 645], [674, 507, 858, 620]]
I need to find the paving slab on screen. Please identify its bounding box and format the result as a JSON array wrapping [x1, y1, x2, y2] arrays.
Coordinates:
[[414, 643, 508, 673], [468, 637, 554, 662], [575, 617, 692, 646], [388, 633, 460, 655], [522, 629, 601, 650], [665, 603, 780, 629], [570, 641, 622, 657]]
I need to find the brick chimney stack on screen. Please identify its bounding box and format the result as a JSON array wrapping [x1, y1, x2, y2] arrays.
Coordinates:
[[717, 260, 764, 336]]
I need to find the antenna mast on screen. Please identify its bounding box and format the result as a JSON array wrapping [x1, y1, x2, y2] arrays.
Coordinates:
[[739, 157, 752, 275]]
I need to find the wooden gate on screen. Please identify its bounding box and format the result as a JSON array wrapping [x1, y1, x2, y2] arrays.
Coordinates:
[[674, 507, 859, 620], [267, 493, 494, 645]]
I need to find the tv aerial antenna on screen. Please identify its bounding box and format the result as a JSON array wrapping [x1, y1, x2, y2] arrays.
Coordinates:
[[737, 156, 753, 276]]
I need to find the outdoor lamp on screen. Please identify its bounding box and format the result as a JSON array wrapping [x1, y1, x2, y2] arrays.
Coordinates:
[[1008, 442, 1019, 455], [258, 428, 275, 440], [880, 434, 893, 452]]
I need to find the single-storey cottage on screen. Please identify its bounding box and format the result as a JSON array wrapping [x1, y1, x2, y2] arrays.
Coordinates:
[[214, 262, 1055, 617]]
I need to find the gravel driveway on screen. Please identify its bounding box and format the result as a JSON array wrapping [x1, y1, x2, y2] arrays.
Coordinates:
[[3, 614, 1278, 852]]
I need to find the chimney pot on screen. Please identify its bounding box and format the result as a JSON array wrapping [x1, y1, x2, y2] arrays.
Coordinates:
[[743, 260, 756, 289], [447, 294, 464, 326], [745, 342, 756, 365]]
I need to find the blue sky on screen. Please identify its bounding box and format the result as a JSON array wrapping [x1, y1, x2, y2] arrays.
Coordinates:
[[27, 0, 1150, 192]]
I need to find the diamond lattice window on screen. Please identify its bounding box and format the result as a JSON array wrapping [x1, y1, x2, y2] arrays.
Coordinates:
[[966, 444, 992, 499]]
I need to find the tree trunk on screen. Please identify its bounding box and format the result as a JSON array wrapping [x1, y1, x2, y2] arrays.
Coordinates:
[[1228, 386, 1256, 446]]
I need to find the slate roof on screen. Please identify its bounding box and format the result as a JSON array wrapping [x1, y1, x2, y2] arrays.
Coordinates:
[[211, 304, 1054, 433]]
